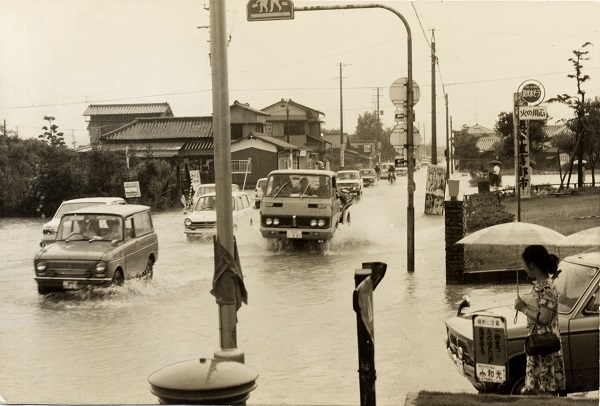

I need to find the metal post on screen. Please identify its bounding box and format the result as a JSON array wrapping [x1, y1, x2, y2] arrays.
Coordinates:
[[295, 3, 414, 272], [354, 268, 375, 406], [339, 63, 344, 168], [513, 93, 520, 222], [209, 0, 242, 362], [286, 100, 290, 144], [445, 93, 449, 179]]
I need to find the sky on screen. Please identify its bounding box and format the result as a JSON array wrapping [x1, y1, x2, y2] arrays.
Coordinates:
[[1, 0, 599, 149]]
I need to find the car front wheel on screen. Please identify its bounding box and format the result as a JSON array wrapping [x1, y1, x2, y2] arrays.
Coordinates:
[[143, 259, 154, 280], [112, 270, 124, 287]]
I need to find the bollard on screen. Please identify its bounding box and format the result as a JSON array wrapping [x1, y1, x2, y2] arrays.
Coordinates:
[[353, 262, 386, 406], [148, 358, 258, 405]]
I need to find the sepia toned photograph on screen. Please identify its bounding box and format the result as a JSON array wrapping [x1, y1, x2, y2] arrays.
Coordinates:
[[1, 1, 598, 405]]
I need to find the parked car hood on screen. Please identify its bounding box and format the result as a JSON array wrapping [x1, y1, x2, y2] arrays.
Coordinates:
[[446, 305, 528, 341], [36, 241, 113, 261]]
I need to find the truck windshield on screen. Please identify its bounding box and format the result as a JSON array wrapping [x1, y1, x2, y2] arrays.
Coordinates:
[[265, 174, 331, 198]]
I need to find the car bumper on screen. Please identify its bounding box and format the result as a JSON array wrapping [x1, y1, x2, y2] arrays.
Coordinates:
[[260, 227, 335, 241], [35, 276, 113, 287]]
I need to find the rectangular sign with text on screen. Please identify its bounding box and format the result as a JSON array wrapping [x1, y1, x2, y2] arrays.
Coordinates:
[[473, 315, 508, 383], [519, 106, 547, 120]]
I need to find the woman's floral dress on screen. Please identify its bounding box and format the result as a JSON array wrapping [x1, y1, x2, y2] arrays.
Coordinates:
[[524, 279, 566, 393]]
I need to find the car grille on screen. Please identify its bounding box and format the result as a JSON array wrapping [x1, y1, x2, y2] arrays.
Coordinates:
[[261, 216, 330, 228], [189, 222, 217, 229], [46, 260, 96, 277]]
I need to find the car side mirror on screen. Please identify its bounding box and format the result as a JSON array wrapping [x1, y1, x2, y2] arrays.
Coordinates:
[[457, 296, 471, 316]]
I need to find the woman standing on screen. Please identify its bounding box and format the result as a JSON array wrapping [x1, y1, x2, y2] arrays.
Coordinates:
[[514, 245, 566, 395]]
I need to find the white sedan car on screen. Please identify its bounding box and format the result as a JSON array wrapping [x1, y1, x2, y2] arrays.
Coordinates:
[[184, 191, 252, 241], [336, 170, 363, 196]]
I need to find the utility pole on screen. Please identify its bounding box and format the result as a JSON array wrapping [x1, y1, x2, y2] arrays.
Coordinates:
[[375, 87, 382, 161], [337, 63, 349, 167], [450, 116, 454, 174], [430, 29, 437, 165]]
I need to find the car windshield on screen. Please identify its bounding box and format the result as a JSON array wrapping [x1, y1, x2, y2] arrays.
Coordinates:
[[554, 259, 599, 313], [57, 214, 123, 242], [193, 195, 236, 211], [337, 172, 358, 180], [360, 170, 375, 176], [265, 174, 330, 198]]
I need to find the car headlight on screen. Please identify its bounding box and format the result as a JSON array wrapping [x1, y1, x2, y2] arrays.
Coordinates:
[[95, 262, 107, 272], [265, 218, 272, 225], [317, 219, 326, 227], [184, 218, 192, 227], [310, 219, 317, 227], [36, 261, 46, 271], [273, 218, 280, 225]]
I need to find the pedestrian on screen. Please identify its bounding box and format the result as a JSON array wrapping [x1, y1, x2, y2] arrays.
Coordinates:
[[514, 245, 566, 395]]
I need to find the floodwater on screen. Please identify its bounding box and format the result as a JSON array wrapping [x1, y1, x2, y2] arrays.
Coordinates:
[[0, 169, 591, 405]]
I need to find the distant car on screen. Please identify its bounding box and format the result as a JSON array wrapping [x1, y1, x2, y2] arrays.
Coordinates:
[[445, 250, 599, 395], [34, 204, 158, 294], [41, 197, 126, 245], [191, 183, 240, 208], [359, 169, 376, 187], [184, 191, 253, 241], [336, 170, 363, 196], [254, 178, 268, 209]]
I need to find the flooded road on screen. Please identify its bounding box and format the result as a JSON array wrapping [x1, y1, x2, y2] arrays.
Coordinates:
[[0, 170, 562, 405]]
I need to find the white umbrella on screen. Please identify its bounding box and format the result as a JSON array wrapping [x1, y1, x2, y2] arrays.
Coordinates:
[[558, 227, 600, 247], [457, 221, 565, 298], [456, 222, 565, 246]]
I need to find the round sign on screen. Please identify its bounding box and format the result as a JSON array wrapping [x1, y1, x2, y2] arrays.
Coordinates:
[[518, 80, 545, 105], [389, 78, 420, 106]]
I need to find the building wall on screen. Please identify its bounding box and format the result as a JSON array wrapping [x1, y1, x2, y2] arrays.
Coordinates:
[[231, 147, 278, 188]]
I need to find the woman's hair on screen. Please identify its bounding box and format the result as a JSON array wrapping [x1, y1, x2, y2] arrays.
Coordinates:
[[522, 245, 559, 275]]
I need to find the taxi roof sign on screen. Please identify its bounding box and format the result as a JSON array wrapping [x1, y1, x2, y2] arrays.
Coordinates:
[[247, 0, 294, 21]]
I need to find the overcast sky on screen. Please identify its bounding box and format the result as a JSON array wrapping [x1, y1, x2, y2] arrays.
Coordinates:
[[1, 0, 599, 149]]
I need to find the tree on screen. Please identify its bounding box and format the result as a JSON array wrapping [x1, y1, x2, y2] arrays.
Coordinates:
[[494, 111, 548, 162], [452, 125, 480, 168], [564, 96, 600, 185], [355, 111, 386, 144], [38, 116, 66, 147], [547, 42, 593, 187]]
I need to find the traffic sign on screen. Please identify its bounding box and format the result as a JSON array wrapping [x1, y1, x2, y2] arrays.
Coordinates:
[[389, 78, 420, 107], [247, 0, 294, 21], [518, 79, 545, 106]]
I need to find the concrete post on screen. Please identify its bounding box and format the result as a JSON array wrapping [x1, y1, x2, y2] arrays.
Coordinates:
[[445, 199, 465, 284]]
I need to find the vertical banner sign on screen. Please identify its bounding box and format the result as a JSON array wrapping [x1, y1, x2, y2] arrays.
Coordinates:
[[518, 130, 532, 198], [424, 165, 446, 215], [473, 315, 508, 384]]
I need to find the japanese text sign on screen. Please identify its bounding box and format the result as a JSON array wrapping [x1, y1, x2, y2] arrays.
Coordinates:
[[473, 315, 508, 383]]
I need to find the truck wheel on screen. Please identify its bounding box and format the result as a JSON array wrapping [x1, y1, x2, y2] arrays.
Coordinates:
[[37, 284, 51, 295]]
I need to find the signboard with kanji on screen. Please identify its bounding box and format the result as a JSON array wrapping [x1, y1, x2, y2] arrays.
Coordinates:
[[247, 0, 294, 21], [519, 105, 547, 120], [124, 181, 141, 198], [473, 315, 508, 383]]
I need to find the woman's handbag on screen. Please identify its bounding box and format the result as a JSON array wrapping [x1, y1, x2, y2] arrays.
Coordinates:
[[525, 312, 561, 356]]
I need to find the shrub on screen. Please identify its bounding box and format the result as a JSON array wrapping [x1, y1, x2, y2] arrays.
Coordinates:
[[464, 192, 514, 232]]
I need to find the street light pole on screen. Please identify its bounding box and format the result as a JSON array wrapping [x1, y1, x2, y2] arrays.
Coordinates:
[[294, 4, 414, 272]]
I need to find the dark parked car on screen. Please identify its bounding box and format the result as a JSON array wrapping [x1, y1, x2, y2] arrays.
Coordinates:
[[445, 250, 599, 395], [34, 205, 158, 294]]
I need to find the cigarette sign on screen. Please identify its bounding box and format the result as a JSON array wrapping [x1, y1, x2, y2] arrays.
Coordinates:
[[473, 315, 508, 383], [519, 106, 547, 120]]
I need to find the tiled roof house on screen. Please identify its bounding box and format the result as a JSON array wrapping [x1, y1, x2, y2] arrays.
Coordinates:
[[84, 103, 174, 145], [468, 124, 502, 152]]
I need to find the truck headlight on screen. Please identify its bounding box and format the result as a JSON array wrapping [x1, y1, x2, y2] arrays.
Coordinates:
[[272, 218, 280, 225], [184, 218, 192, 227], [317, 219, 326, 227], [95, 262, 107, 272], [36, 261, 47, 271], [265, 218, 272, 225], [310, 219, 317, 227]]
